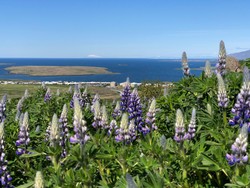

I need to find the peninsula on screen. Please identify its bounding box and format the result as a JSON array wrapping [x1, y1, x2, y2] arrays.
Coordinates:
[[5, 66, 116, 76]]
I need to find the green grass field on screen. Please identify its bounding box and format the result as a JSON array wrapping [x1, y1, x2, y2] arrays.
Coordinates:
[[0, 84, 120, 99]]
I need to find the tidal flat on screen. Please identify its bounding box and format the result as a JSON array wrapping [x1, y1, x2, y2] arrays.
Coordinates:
[[5, 66, 116, 76]]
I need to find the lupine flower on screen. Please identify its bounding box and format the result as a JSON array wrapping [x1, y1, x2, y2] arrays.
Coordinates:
[[16, 112, 30, 156], [120, 78, 131, 112], [163, 87, 168, 96], [216, 40, 227, 75], [174, 109, 186, 142], [0, 95, 7, 123], [24, 89, 29, 99], [108, 119, 118, 135], [41, 82, 46, 90], [229, 66, 250, 131], [67, 86, 73, 94], [115, 113, 136, 144], [204, 60, 213, 78], [15, 96, 24, 121], [49, 114, 60, 147], [184, 108, 196, 140], [34, 171, 44, 188], [81, 87, 90, 108], [0, 122, 13, 187], [100, 105, 109, 129], [70, 98, 90, 145], [112, 101, 121, 119], [91, 93, 100, 112], [217, 73, 229, 108], [59, 104, 68, 158], [226, 123, 248, 166], [56, 89, 60, 96], [145, 98, 157, 133], [182, 52, 190, 76], [92, 100, 102, 128], [128, 88, 144, 132], [70, 85, 83, 108], [44, 88, 52, 102]]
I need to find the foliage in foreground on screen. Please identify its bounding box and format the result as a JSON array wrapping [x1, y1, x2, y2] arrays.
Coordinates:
[[0, 69, 250, 187]]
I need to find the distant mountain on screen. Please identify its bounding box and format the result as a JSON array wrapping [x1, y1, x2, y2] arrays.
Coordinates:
[[229, 50, 250, 60]]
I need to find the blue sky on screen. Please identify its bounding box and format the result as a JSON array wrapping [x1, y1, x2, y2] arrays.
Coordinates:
[[0, 0, 249, 58]]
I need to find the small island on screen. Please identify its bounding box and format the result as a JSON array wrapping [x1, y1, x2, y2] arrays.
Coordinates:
[[5, 66, 116, 76]]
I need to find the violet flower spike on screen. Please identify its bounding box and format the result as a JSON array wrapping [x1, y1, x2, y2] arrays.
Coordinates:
[[0, 122, 13, 187], [112, 101, 121, 119], [215, 40, 227, 75], [44, 87, 52, 102], [92, 100, 102, 128], [182, 52, 190, 76], [70, 98, 90, 145], [184, 108, 196, 140], [59, 104, 68, 158], [15, 96, 24, 121], [145, 98, 157, 133], [128, 88, 145, 133], [70, 84, 83, 108], [91, 93, 100, 112], [229, 66, 250, 131], [16, 112, 30, 156], [120, 78, 131, 112], [174, 109, 186, 142], [108, 119, 118, 136], [226, 123, 248, 166], [217, 73, 228, 108], [0, 95, 7, 123]]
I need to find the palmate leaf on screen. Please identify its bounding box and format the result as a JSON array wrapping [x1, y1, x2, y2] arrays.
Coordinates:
[[15, 181, 34, 188]]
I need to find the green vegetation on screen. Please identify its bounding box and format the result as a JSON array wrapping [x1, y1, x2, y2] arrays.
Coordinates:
[[0, 69, 249, 187]]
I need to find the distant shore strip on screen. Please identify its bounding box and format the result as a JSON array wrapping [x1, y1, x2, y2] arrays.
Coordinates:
[[5, 65, 118, 76]]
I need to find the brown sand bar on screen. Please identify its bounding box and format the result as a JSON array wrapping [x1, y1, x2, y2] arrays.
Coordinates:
[[5, 66, 117, 76]]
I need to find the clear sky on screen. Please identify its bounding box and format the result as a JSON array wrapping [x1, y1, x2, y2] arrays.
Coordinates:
[[0, 0, 250, 58]]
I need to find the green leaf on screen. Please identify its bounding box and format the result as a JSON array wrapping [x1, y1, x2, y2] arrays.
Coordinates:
[[16, 181, 34, 188]]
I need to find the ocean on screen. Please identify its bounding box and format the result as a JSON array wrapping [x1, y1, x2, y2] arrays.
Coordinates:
[[0, 58, 216, 83]]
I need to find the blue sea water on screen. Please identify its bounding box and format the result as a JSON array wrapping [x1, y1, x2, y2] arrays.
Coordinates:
[[0, 58, 216, 83]]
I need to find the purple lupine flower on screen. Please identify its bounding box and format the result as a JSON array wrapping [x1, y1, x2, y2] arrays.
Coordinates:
[[174, 109, 186, 142], [81, 87, 90, 108], [115, 114, 136, 144], [145, 99, 157, 133], [92, 100, 102, 128], [112, 101, 121, 119], [70, 85, 83, 108], [16, 112, 30, 156], [59, 104, 68, 158], [0, 95, 7, 123], [15, 96, 24, 121], [128, 88, 144, 132], [182, 52, 190, 76], [184, 108, 196, 140], [229, 67, 250, 132], [44, 88, 52, 102], [226, 123, 248, 166], [108, 120, 118, 135], [120, 78, 131, 112], [70, 98, 90, 145], [217, 73, 229, 108], [91, 93, 100, 112], [215, 40, 227, 75], [100, 105, 109, 129], [0, 122, 13, 188]]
